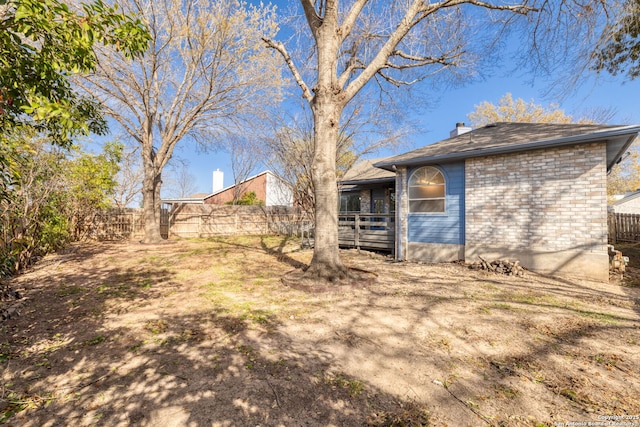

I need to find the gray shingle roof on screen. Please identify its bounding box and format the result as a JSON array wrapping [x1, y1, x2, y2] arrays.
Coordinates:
[[341, 157, 395, 184], [375, 122, 640, 171]]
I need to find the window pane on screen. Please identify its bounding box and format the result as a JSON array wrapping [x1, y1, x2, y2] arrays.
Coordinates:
[[410, 199, 445, 213], [348, 195, 360, 212], [408, 185, 445, 199], [340, 193, 361, 212], [409, 166, 444, 186]]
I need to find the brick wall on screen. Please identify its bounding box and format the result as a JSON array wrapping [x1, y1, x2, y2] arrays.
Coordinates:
[[359, 190, 371, 214], [466, 143, 607, 251], [465, 142, 609, 280], [205, 173, 267, 205]]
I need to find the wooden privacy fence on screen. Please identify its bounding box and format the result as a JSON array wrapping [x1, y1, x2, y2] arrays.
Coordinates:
[[91, 208, 149, 240], [608, 212, 640, 243], [90, 205, 309, 241], [338, 213, 395, 252]]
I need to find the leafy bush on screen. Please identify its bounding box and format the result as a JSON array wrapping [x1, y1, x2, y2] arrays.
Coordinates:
[[0, 133, 121, 277], [227, 191, 264, 206]]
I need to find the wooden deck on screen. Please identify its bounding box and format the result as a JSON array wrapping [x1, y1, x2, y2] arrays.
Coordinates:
[[338, 213, 395, 253]]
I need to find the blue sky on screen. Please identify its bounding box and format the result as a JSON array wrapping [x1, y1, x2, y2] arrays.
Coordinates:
[[147, 1, 640, 196], [178, 72, 640, 195]]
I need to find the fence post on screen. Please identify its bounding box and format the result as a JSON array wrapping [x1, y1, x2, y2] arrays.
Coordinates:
[[354, 214, 360, 250], [609, 212, 616, 244]]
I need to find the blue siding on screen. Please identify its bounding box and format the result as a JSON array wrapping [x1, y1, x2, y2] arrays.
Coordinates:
[[408, 162, 465, 244]]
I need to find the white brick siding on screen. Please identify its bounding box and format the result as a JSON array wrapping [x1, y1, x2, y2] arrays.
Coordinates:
[[466, 143, 608, 256]]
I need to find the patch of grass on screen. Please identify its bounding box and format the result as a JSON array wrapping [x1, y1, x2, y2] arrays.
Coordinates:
[[560, 388, 578, 401], [97, 283, 131, 298], [56, 285, 84, 298], [495, 385, 519, 399], [83, 335, 106, 346], [240, 309, 276, 327], [37, 334, 67, 354], [480, 282, 499, 291], [144, 319, 168, 334], [593, 353, 621, 368], [478, 306, 492, 315], [128, 342, 143, 352], [492, 302, 512, 310], [576, 309, 620, 324], [321, 373, 366, 397], [137, 278, 153, 289], [0, 389, 56, 421], [237, 344, 257, 369], [367, 401, 431, 426]]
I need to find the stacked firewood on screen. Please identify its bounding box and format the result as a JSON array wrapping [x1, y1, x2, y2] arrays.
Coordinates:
[[469, 257, 526, 277]]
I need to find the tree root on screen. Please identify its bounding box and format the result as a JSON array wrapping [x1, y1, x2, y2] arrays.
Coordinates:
[[281, 267, 377, 292]]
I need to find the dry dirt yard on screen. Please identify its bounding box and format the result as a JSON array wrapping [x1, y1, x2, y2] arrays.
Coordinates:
[[1, 236, 639, 427]]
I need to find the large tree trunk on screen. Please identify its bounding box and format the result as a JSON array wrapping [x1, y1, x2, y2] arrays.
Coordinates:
[[141, 167, 163, 243], [305, 71, 348, 278], [302, 5, 349, 281]]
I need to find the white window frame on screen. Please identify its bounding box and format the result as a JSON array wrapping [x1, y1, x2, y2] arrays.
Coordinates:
[[408, 166, 446, 214]]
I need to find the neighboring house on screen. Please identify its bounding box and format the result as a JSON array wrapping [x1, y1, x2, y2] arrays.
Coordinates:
[[162, 193, 209, 206], [611, 190, 640, 214], [343, 122, 640, 281], [204, 171, 293, 206]]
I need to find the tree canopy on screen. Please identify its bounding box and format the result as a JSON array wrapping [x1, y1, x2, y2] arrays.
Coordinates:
[[0, 0, 149, 145], [468, 93, 576, 128], [592, 0, 640, 80], [78, 0, 285, 243]]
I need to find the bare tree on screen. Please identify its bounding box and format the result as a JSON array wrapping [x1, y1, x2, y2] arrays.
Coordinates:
[[78, 0, 284, 242], [162, 159, 198, 199], [263, 100, 408, 216], [112, 143, 143, 208], [264, 0, 611, 281]]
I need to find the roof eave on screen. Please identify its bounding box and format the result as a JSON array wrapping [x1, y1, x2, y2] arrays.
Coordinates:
[[607, 134, 638, 172], [613, 190, 640, 206], [339, 177, 395, 186], [161, 199, 205, 204]]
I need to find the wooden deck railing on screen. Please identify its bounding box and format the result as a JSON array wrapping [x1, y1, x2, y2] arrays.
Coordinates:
[[338, 213, 395, 252]]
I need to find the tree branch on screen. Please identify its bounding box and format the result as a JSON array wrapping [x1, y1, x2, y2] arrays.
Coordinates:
[[342, 0, 534, 102], [300, 0, 322, 38], [339, 0, 368, 43], [263, 37, 314, 103], [386, 48, 462, 69]]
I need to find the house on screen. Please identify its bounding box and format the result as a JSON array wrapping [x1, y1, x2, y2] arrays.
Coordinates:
[[611, 190, 640, 214], [340, 158, 395, 214], [204, 170, 293, 206], [343, 122, 640, 281], [337, 159, 397, 251], [161, 193, 209, 206]]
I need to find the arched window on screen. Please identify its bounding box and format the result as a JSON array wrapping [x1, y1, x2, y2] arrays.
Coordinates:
[[409, 166, 445, 213]]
